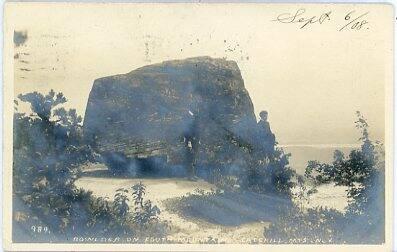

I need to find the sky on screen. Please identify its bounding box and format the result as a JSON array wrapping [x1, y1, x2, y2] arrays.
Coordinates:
[[8, 3, 392, 144]]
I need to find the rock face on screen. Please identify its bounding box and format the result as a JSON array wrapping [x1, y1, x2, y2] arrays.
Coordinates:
[[83, 57, 260, 177]]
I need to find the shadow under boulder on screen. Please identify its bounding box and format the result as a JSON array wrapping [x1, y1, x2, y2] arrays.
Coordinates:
[[102, 152, 188, 178]]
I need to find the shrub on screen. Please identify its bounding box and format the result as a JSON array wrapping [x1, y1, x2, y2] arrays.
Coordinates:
[[13, 90, 94, 237], [12, 90, 167, 242], [305, 111, 384, 243], [130, 182, 161, 227], [84, 183, 165, 238], [264, 112, 385, 244], [241, 146, 296, 198], [264, 206, 346, 244]]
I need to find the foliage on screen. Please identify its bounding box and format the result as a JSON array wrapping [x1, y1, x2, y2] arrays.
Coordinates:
[[131, 182, 146, 207], [264, 112, 385, 244], [13, 90, 94, 237], [292, 175, 318, 210], [86, 196, 115, 234], [85, 183, 165, 237], [130, 183, 161, 227], [264, 206, 346, 244], [242, 146, 296, 198], [305, 111, 384, 242], [13, 90, 166, 242], [113, 189, 130, 227]]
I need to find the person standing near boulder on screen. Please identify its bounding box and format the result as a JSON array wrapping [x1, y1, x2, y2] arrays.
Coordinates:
[[257, 110, 276, 156], [183, 106, 199, 180]]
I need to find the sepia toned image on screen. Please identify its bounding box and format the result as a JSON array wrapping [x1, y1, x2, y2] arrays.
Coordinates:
[[2, 2, 394, 251]]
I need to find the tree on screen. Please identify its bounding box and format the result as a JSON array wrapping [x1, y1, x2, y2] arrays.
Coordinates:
[[13, 90, 93, 237], [304, 111, 384, 243], [241, 137, 295, 198], [13, 90, 167, 242], [264, 112, 384, 244]]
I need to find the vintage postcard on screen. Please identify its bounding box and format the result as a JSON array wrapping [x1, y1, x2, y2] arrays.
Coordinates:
[[3, 2, 394, 251]]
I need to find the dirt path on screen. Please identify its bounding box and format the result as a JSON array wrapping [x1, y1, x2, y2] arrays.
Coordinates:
[[75, 164, 347, 243], [75, 176, 266, 243]]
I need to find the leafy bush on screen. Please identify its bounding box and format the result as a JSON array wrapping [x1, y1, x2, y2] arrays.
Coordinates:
[[13, 90, 95, 237], [85, 183, 165, 238], [12, 90, 167, 242], [292, 175, 318, 210], [130, 182, 161, 227], [264, 112, 385, 244], [305, 111, 384, 243], [241, 146, 296, 198], [264, 206, 346, 244]]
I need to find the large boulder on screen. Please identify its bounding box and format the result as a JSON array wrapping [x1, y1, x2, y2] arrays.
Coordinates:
[[83, 56, 261, 177]]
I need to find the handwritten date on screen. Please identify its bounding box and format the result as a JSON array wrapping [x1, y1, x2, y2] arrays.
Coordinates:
[[339, 11, 369, 31], [273, 8, 332, 29], [273, 8, 369, 31]]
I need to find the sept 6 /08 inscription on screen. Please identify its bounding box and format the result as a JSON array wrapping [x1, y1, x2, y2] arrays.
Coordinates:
[[273, 8, 369, 31]]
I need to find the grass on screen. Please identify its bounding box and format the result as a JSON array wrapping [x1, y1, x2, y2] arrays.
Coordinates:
[[164, 188, 292, 226]]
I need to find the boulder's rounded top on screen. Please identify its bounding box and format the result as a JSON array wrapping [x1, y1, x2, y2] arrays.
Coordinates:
[[129, 56, 240, 76], [93, 56, 241, 87], [136, 56, 238, 70]]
